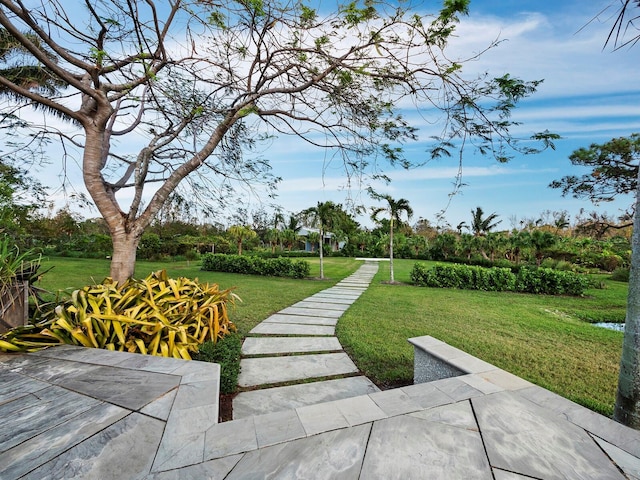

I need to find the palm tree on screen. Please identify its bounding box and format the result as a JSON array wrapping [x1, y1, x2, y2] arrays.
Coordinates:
[[530, 230, 557, 266], [302, 201, 340, 279], [265, 228, 280, 253], [507, 230, 530, 265], [470, 206, 502, 236], [281, 228, 299, 252], [227, 225, 256, 255], [458, 233, 476, 260], [370, 193, 413, 283], [0, 28, 67, 105], [306, 231, 320, 252], [553, 211, 571, 235]]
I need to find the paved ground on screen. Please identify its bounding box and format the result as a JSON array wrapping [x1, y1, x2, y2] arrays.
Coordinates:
[[233, 262, 381, 418], [1, 259, 640, 479]]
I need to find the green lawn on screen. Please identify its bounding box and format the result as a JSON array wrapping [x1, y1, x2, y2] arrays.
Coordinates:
[[38, 256, 362, 336], [337, 259, 625, 416], [37, 255, 626, 416]]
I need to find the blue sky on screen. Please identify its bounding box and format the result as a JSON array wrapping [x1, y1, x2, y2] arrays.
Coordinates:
[[27, 0, 640, 231], [259, 0, 640, 230]]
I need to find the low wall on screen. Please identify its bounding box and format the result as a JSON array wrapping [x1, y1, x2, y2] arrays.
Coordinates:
[[408, 336, 466, 383]]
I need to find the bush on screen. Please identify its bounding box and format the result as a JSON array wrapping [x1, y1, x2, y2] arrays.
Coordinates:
[[411, 262, 590, 296], [201, 254, 310, 279], [599, 254, 623, 272], [194, 334, 242, 394], [611, 267, 630, 282], [0, 270, 238, 357]]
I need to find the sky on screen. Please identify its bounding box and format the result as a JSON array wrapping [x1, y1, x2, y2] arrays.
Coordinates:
[[261, 0, 640, 230], [14, 0, 640, 231]]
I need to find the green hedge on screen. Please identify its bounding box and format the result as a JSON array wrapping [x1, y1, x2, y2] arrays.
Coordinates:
[[410, 263, 591, 296], [201, 253, 310, 279]]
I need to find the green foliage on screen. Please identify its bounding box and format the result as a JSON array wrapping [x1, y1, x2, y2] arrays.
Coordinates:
[[201, 253, 310, 279], [207, 10, 227, 29], [242, 0, 265, 16], [411, 262, 591, 296], [0, 237, 49, 317], [611, 267, 630, 282], [0, 159, 46, 236], [194, 333, 242, 394], [514, 267, 591, 296], [550, 133, 640, 204], [299, 5, 317, 26], [340, 1, 377, 26], [0, 236, 39, 284], [339, 258, 624, 416], [0, 270, 238, 357]]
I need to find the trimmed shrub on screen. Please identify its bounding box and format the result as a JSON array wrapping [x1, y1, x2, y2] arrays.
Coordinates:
[[411, 262, 590, 296], [201, 254, 310, 279]]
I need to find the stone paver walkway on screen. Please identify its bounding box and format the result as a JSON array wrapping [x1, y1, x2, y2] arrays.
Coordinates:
[[3, 258, 640, 479], [233, 261, 381, 419], [2, 337, 640, 479]]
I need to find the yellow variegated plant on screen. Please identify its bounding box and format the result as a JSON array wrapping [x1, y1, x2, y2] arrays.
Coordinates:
[[0, 270, 238, 359]]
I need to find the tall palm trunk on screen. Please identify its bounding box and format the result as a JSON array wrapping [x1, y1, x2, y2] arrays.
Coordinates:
[[389, 218, 395, 283], [319, 227, 325, 279], [614, 165, 640, 427]]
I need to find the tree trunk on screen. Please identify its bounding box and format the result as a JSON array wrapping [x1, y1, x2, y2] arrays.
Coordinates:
[[319, 227, 325, 279], [110, 230, 142, 284], [390, 220, 395, 283], [82, 120, 143, 285], [614, 165, 640, 428]]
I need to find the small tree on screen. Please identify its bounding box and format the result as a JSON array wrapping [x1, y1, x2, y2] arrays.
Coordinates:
[[370, 192, 413, 283], [306, 231, 320, 253], [302, 201, 340, 279], [529, 230, 557, 266], [281, 229, 299, 252], [265, 228, 280, 254], [227, 225, 256, 255]]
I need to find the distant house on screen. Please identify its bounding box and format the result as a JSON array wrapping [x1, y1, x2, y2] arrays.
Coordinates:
[[298, 227, 345, 252]]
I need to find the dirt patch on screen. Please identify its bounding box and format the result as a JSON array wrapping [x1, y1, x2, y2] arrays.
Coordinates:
[[218, 393, 236, 422]]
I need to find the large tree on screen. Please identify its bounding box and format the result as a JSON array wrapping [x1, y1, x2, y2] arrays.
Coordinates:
[[0, 0, 556, 283], [370, 192, 413, 283], [551, 133, 640, 427], [598, 3, 640, 427]]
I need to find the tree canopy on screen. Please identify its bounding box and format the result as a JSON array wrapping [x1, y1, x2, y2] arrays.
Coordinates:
[[0, 0, 556, 282], [549, 134, 640, 207], [470, 206, 501, 236]]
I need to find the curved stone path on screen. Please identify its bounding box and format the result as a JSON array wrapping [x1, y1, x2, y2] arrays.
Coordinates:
[[232, 261, 381, 419]]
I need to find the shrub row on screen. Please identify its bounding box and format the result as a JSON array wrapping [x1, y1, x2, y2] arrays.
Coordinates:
[[201, 253, 310, 279], [410, 263, 591, 296]]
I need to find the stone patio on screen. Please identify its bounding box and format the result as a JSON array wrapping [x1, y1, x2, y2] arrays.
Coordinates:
[[1, 258, 639, 479], [1, 341, 640, 479]]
